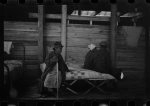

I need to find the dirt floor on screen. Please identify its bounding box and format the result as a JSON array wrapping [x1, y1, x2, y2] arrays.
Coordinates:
[[2, 69, 147, 106], [13, 69, 146, 100]]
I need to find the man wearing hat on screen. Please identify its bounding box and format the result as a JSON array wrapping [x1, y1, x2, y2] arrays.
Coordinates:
[[41, 42, 69, 97], [84, 41, 111, 74], [83, 43, 96, 70]]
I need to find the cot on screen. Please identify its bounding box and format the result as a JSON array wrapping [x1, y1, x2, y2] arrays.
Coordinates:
[[40, 62, 116, 96]]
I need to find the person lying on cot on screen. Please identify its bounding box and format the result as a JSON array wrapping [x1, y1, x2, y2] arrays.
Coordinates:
[[41, 42, 70, 97]]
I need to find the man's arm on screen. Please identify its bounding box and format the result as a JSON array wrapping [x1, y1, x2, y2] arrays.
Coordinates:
[[45, 52, 58, 66], [59, 55, 69, 72], [41, 52, 58, 80]]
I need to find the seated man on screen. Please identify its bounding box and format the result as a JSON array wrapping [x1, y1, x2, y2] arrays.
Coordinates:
[[41, 42, 70, 97], [83, 43, 96, 70], [84, 41, 112, 74]]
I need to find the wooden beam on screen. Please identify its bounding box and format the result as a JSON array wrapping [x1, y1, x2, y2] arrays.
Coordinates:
[[29, 13, 110, 22], [0, 4, 4, 98], [38, 5, 44, 62], [110, 4, 117, 68], [145, 25, 150, 98], [143, 6, 150, 98], [61, 5, 67, 61]]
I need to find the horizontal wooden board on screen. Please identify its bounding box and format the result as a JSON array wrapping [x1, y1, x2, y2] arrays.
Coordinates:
[[67, 38, 108, 47], [4, 36, 37, 41], [4, 21, 38, 31], [12, 41, 38, 46], [44, 41, 60, 46], [66, 47, 89, 64], [11, 50, 38, 56], [45, 23, 61, 30], [116, 66, 145, 70], [44, 36, 61, 42], [12, 55, 38, 60], [23, 60, 40, 65], [117, 61, 145, 66], [67, 47, 89, 52], [4, 30, 38, 36], [117, 52, 145, 57], [116, 57, 145, 62], [25, 65, 40, 70], [68, 24, 110, 29], [67, 33, 108, 39], [67, 30, 110, 36], [12, 46, 38, 51], [44, 32, 60, 37]]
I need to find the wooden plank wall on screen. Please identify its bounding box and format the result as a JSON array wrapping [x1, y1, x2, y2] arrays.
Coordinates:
[[4, 21, 39, 71], [116, 27, 149, 70], [4, 21, 149, 71], [44, 23, 61, 57], [4, 21, 61, 71], [66, 24, 148, 71], [67, 24, 110, 65]]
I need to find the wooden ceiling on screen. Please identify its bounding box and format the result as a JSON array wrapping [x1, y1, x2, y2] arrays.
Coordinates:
[[3, 0, 150, 25]]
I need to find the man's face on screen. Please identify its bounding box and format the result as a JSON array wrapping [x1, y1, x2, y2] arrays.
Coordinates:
[[55, 47, 62, 54]]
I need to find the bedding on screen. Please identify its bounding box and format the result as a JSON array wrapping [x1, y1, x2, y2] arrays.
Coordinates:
[[66, 62, 116, 80], [4, 60, 22, 73], [40, 62, 116, 80], [4, 60, 23, 84], [66, 67, 115, 80], [39, 62, 116, 95]]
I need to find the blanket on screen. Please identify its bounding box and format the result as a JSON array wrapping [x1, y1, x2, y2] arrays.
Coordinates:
[[66, 62, 116, 80]]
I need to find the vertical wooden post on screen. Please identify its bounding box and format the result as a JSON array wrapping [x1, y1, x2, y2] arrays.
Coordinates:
[[61, 5, 67, 61], [145, 22, 150, 98], [143, 6, 150, 98], [38, 5, 44, 62], [0, 4, 4, 97], [110, 4, 117, 68]]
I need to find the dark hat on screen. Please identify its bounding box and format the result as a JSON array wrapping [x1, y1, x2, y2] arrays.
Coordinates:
[[53, 42, 63, 48], [99, 41, 108, 47]]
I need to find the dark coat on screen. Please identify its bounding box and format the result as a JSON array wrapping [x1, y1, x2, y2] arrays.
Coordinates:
[[84, 48, 112, 74], [41, 51, 69, 82]]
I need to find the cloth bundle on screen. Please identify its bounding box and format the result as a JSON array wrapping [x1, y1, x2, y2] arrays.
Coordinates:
[[4, 41, 13, 54]]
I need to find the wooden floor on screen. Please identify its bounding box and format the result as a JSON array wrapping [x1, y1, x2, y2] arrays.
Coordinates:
[[12, 69, 146, 100]]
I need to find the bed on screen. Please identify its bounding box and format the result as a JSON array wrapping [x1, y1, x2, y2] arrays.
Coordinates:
[[4, 41, 24, 97], [64, 63, 116, 95]]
